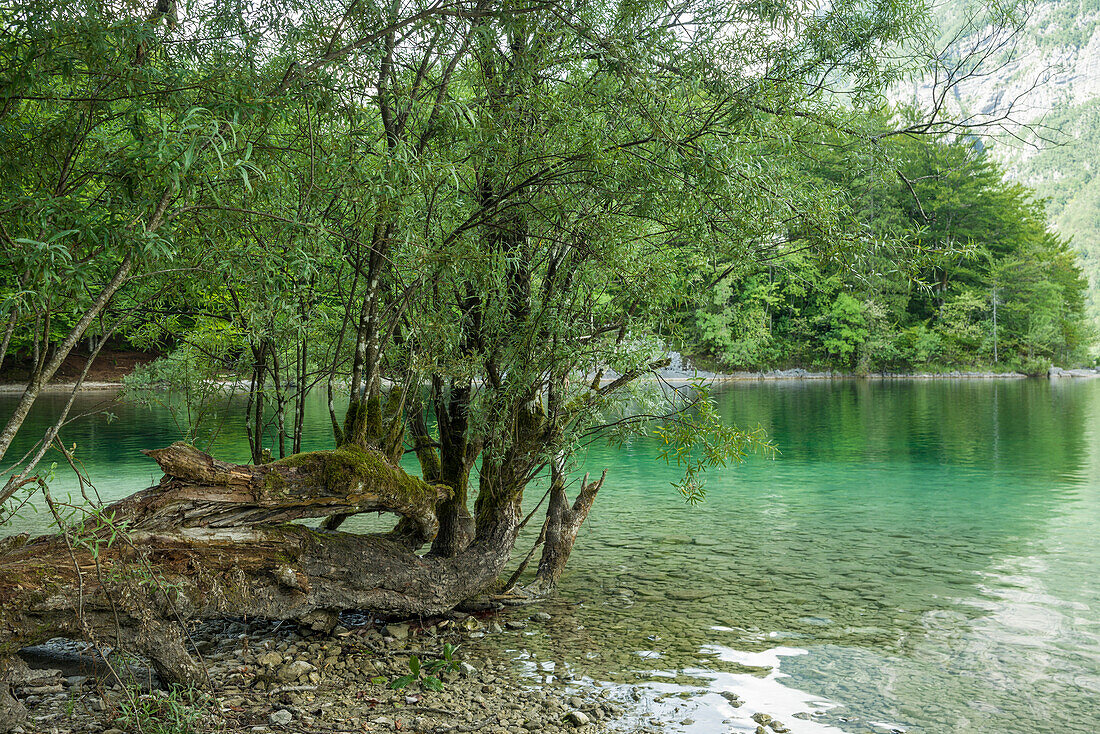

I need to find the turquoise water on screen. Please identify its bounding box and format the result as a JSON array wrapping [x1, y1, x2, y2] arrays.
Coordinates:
[[2, 380, 1099, 733]]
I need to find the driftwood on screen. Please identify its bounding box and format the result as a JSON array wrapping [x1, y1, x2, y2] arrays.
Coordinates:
[[0, 442, 529, 731]]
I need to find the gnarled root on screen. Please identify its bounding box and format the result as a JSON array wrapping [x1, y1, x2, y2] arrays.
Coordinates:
[[0, 443, 519, 714]]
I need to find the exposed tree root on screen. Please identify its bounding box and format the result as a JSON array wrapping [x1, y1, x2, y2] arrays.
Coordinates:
[[0, 442, 524, 731]]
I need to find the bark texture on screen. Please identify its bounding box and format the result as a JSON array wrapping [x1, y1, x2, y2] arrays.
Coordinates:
[[0, 442, 522, 729], [530, 470, 605, 594]]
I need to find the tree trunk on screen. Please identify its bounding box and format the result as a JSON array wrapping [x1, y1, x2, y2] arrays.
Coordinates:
[[529, 469, 605, 595], [0, 251, 133, 466], [431, 383, 476, 557], [0, 442, 524, 725]]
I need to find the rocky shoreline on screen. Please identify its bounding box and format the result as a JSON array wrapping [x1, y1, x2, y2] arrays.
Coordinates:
[[5, 365, 1099, 395], [6, 604, 802, 734], [655, 366, 1100, 382], [10, 612, 622, 734]]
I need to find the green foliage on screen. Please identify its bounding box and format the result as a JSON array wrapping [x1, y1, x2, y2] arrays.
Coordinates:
[[654, 383, 774, 504], [113, 687, 204, 734], [388, 644, 461, 691], [684, 133, 1091, 372], [1009, 97, 1100, 340], [820, 294, 869, 367]]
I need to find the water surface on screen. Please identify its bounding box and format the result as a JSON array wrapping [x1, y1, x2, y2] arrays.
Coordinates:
[[2, 380, 1098, 733]]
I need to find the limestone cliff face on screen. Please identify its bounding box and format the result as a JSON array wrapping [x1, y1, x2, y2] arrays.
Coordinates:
[[993, 5, 1100, 120], [899, 2, 1100, 129]]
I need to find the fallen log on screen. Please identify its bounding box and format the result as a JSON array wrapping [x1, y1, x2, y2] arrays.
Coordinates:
[[0, 442, 523, 731]]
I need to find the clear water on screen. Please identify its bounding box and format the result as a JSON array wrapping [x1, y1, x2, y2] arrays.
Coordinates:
[[2, 380, 1099, 733]]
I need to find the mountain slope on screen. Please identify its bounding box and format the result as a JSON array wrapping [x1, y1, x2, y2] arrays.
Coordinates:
[[907, 1, 1100, 348]]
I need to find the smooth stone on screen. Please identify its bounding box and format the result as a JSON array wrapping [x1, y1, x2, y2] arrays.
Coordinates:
[[565, 711, 590, 726], [258, 651, 284, 667], [269, 709, 293, 726], [278, 661, 315, 682]]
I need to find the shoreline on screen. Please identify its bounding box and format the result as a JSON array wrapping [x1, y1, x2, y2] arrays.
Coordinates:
[[698, 366, 1100, 381], [6, 608, 777, 734], [0, 381, 126, 394], [3, 367, 1097, 395]]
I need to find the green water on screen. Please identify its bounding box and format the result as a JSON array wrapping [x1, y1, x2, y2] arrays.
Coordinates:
[[3, 380, 1099, 733]]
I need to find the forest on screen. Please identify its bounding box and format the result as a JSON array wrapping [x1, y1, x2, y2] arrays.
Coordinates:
[[684, 132, 1091, 373]]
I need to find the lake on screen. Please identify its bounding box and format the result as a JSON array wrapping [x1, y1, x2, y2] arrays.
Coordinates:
[[2, 379, 1098, 733]]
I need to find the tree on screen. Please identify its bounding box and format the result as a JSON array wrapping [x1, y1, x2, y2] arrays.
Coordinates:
[[0, 1, 1056, 723], [683, 131, 1090, 372]]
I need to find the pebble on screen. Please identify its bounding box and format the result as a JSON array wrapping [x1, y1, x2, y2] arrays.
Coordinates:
[[7, 615, 793, 734], [277, 660, 314, 681], [269, 709, 293, 726], [257, 651, 284, 667], [565, 711, 590, 726]]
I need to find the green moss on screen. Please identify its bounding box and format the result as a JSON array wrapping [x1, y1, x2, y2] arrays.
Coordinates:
[[260, 470, 290, 498], [341, 394, 384, 447], [414, 435, 442, 484], [275, 444, 437, 506]]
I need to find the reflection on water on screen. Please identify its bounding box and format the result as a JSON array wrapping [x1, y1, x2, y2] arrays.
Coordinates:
[[2, 379, 1100, 733]]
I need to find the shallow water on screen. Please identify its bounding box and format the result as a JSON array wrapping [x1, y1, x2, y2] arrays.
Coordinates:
[[2, 380, 1099, 733]]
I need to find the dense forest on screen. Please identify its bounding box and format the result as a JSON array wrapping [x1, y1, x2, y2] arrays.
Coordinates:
[[683, 133, 1091, 373]]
